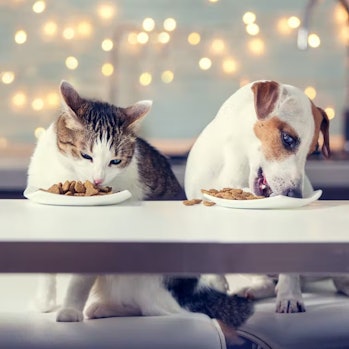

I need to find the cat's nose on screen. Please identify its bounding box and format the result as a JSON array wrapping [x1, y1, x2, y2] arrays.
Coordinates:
[[93, 178, 103, 185]]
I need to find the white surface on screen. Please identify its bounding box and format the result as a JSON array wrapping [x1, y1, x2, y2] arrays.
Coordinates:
[[1, 199, 349, 274], [0, 199, 348, 243], [23, 187, 132, 206], [203, 190, 322, 210], [0, 274, 225, 349]]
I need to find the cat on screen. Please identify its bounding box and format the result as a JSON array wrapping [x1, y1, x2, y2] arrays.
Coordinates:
[[27, 81, 253, 329]]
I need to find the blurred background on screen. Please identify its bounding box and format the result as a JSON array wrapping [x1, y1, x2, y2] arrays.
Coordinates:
[[1, 0, 349, 197]]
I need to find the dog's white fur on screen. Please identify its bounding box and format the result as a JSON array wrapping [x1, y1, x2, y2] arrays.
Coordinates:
[[184, 80, 336, 313]]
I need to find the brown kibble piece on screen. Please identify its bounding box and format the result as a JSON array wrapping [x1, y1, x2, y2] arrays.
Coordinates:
[[42, 180, 113, 196], [68, 181, 76, 194], [203, 200, 216, 206], [62, 180, 70, 193], [46, 184, 61, 194], [182, 199, 202, 206], [201, 187, 263, 201], [74, 181, 86, 194]]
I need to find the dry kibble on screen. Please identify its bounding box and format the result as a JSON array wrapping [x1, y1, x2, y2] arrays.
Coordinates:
[[42, 180, 113, 196], [184, 187, 264, 207], [203, 200, 215, 206], [182, 199, 202, 206], [46, 184, 61, 195], [62, 180, 70, 192], [201, 187, 263, 200], [74, 181, 86, 194]]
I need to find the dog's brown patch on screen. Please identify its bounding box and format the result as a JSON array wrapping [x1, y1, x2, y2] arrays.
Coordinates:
[[253, 117, 299, 160], [251, 81, 280, 119], [309, 102, 331, 158]]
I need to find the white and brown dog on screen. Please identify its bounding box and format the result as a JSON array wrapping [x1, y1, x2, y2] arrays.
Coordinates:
[[184, 80, 336, 313]]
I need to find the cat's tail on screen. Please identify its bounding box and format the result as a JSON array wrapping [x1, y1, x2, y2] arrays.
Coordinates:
[[165, 277, 253, 328]]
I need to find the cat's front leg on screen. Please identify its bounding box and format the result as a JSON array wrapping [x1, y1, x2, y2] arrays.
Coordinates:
[[227, 274, 275, 299], [86, 302, 141, 319], [56, 274, 97, 322], [32, 274, 57, 312]]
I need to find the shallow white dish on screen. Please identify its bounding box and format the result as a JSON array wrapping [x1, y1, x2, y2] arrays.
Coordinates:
[[23, 187, 132, 206], [202, 189, 322, 209]]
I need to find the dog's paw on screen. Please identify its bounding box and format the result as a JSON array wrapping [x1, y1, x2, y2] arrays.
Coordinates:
[[56, 308, 84, 322], [276, 299, 305, 313]]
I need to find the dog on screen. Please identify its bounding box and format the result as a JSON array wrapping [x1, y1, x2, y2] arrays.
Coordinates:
[[184, 80, 336, 313]]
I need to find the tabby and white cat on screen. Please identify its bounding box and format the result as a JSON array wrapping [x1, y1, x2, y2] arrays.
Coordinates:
[[27, 81, 253, 328]]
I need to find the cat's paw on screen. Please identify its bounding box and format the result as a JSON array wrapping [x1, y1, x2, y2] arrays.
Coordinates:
[[31, 298, 57, 313], [85, 302, 112, 319], [56, 308, 84, 322], [276, 299, 305, 313], [234, 283, 275, 299], [201, 274, 228, 292]]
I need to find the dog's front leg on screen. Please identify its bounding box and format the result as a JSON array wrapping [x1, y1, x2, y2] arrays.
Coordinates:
[[275, 273, 305, 313]]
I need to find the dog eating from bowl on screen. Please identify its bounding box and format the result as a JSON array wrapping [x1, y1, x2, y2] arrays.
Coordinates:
[[183, 80, 348, 313]]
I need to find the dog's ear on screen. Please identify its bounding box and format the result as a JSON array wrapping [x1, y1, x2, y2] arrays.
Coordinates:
[[316, 107, 331, 158], [310, 104, 331, 158], [251, 81, 280, 119]]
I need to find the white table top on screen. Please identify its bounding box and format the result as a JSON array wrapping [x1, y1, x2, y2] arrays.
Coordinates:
[[1, 199, 349, 274]]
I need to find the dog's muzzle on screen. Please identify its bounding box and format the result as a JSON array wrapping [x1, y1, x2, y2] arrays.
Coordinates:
[[282, 188, 302, 198], [254, 168, 302, 198], [254, 168, 273, 197]]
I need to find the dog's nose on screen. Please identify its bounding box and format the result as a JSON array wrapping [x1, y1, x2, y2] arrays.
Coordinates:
[[283, 188, 302, 198]]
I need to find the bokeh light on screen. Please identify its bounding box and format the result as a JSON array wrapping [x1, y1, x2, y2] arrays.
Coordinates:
[[242, 12, 256, 25], [158, 32, 170, 44], [32, 1, 46, 14], [199, 57, 212, 70], [304, 86, 317, 100], [143, 18, 155, 32], [1, 71, 15, 84], [97, 3, 116, 20], [12, 92, 27, 108], [101, 63, 114, 76], [42, 21, 58, 37], [139, 72, 152, 86], [161, 70, 174, 83], [163, 18, 176, 31], [31, 98, 44, 111], [65, 56, 79, 70], [14, 30, 27, 44], [187, 32, 201, 45], [101, 38, 113, 51], [222, 58, 238, 74], [308, 33, 321, 48], [248, 38, 265, 55], [325, 107, 335, 120]]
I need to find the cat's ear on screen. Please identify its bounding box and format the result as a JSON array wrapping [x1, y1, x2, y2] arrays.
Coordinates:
[[123, 100, 152, 130], [59, 81, 84, 129]]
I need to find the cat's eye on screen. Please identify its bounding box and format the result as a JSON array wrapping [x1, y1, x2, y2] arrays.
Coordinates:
[[80, 152, 93, 161], [281, 131, 299, 151], [109, 159, 122, 166]]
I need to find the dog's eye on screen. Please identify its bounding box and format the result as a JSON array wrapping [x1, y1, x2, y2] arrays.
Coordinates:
[[80, 152, 93, 162], [281, 132, 299, 151]]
